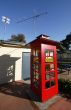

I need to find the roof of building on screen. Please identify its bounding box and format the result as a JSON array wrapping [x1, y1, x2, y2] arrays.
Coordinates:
[[0, 40, 25, 48]]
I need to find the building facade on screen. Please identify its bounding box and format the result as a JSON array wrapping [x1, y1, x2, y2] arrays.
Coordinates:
[[0, 42, 31, 84]]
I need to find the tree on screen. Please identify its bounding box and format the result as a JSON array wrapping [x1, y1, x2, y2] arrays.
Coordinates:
[[8, 34, 26, 43], [60, 33, 71, 50]]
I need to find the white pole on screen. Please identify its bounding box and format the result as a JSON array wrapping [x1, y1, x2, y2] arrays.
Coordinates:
[[2, 16, 10, 40], [4, 23, 6, 34]]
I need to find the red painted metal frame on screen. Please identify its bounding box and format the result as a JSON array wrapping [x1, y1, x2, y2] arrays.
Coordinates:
[[30, 39, 58, 102], [30, 45, 42, 98], [41, 44, 58, 101]]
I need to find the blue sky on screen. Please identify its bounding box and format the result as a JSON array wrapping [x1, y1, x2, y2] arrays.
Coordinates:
[[0, 0, 71, 42]]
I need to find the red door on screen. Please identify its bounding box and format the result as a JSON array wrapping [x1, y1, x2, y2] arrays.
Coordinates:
[[41, 44, 58, 101]]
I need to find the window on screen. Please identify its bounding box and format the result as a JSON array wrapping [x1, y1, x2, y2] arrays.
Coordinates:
[[45, 50, 54, 63], [45, 49, 55, 89], [32, 49, 40, 88]]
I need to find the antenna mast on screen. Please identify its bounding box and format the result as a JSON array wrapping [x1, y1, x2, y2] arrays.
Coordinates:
[[17, 11, 48, 23], [2, 16, 10, 40], [16, 11, 48, 37]]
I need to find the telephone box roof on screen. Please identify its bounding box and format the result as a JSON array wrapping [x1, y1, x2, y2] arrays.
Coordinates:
[[26, 34, 65, 50]]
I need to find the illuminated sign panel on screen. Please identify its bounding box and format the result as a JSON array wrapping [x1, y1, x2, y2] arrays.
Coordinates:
[[45, 57, 53, 62]]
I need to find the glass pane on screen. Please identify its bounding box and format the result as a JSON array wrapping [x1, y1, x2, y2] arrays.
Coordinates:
[[34, 80, 39, 88], [45, 50, 49, 56], [45, 81, 50, 88], [32, 49, 40, 88], [51, 80, 55, 86], [50, 51, 54, 56], [33, 50, 36, 56], [50, 64, 54, 70], [36, 64, 39, 69], [35, 50, 39, 56], [33, 64, 39, 79], [33, 78, 36, 82], [33, 57, 39, 63], [36, 73, 39, 79], [32, 71, 35, 79], [33, 50, 39, 57], [45, 72, 50, 80], [33, 64, 35, 69], [50, 72, 55, 78], [45, 64, 50, 71]]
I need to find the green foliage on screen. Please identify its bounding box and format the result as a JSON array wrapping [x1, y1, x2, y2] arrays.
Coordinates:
[[58, 79, 71, 94], [60, 33, 71, 50], [8, 34, 26, 43]]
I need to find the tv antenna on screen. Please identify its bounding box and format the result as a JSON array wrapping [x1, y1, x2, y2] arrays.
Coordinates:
[[16, 11, 48, 23], [16, 11, 48, 36], [2, 16, 10, 39]]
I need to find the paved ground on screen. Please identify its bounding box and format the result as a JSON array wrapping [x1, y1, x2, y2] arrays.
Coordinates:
[[0, 81, 39, 110], [46, 97, 71, 110], [26, 87, 71, 110], [0, 79, 71, 110], [58, 69, 71, 80]]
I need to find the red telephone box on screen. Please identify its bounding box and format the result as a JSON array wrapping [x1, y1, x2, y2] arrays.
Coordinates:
[[29, 34, 58, 102]]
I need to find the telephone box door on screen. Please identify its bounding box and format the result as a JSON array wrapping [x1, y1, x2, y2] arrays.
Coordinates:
[[41, 44, 58, 101]]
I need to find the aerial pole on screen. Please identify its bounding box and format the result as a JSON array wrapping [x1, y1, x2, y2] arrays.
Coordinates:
[[2, 16, 10, 40]]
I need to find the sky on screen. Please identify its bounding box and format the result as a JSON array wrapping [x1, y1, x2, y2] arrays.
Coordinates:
[[0, 0, 71, 43]]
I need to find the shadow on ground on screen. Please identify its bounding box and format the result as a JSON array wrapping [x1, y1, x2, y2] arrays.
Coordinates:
[[0, 82, 30, 99], [58, 70, 66, 74], [59, 92, 71, 102], [58, 69, 70, 75], [0, 81, 40, 102]]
